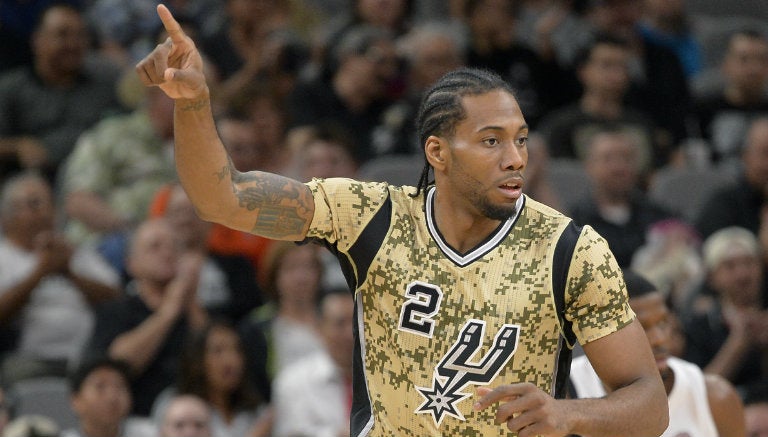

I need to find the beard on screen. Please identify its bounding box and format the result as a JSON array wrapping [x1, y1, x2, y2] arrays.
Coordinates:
[[476, 195, 518, 221]]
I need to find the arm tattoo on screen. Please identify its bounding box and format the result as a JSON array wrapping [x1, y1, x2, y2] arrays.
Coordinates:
[[178, 98, 208, 112], [231, 170, 312, 238]]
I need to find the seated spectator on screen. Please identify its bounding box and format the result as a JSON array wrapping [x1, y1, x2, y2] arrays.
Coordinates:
[[60, 83, 177, 249], [638, 0, 705, 79], [683, 227, 768, 392], [584, 0, 690, 151], [151, 184, 263, 324], [290, 124, 360, 182], [286, 24, 402, 164], [694, 116, 768, 240], [693, 29, 768, 168], [158, 395, 212, 437], [522, 133, 563, 212], [62, 356, 155, 437], [272, 288, 354, 437], [84, 218, 208, 417], [537, 34, 663, 169], [239, 241, 325, 380], [152, 320, 270, 437], [569, 128, 675, 267], [570, 269, 745, 437], [460, 0, 577, 126], [0, 172, 121, 384], [0, 3, 124, 180]]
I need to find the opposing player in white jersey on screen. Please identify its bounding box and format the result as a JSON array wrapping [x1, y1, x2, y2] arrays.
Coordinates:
[[570, 269, 745, 437]]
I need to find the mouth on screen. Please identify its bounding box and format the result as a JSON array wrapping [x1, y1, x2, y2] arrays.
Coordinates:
[[498, 178, 524, 199]]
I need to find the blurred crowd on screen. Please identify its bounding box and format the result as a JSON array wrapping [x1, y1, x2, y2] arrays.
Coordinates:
[[1, 0, 768, 436]]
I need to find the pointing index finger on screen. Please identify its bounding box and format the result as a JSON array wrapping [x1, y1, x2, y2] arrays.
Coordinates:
[[157, 4, 185, 43]]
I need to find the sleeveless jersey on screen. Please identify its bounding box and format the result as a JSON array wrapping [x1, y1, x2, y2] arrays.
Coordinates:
[[305, 179, 634, 436], [570, 355, 718, 437]]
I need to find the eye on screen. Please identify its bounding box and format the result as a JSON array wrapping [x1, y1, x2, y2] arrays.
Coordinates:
[[483, 137, 500, 147], [516, 136, 528, 147]]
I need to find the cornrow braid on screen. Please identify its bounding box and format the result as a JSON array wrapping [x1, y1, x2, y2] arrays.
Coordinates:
[[410, 67, 515, 198]]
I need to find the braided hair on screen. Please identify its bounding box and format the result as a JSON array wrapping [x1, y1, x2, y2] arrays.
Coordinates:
[[411, 67, 516, 198]]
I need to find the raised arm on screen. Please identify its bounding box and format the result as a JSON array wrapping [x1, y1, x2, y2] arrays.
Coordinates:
[[135, 5, 314, 241]]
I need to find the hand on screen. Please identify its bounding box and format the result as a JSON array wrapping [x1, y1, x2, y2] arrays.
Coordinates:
[[474, 383, 569, 437], [159, 252, 203, 318], [34, 232, 73, 276], [135, 4, 207, 100]]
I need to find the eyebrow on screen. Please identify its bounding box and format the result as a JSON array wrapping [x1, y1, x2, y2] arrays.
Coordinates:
[[477, 124, 529, 133]]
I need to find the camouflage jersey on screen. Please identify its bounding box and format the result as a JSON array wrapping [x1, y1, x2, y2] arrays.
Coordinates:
[[305, 178, 634, 437]]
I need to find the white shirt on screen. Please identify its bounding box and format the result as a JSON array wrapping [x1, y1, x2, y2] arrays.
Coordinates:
[[0, 238, 119, 362], [272, 350, 350, 437], [570, 355, 719, 437]]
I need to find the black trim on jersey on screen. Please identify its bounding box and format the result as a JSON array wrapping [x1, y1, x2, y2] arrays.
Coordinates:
[[425, 187, 525, 267], [351, 298, 373, 436], [551, 220, 581, 399], [346, 192, 393, 290]]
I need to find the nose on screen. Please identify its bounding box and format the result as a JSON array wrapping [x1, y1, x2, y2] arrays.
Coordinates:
[[502, 142, 525, 171]]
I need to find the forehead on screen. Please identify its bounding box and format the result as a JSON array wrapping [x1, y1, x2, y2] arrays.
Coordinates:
[[456, 90, 526, 133]]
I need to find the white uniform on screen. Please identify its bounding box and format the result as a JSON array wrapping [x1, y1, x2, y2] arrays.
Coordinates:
[[570, 355, 718, 437]]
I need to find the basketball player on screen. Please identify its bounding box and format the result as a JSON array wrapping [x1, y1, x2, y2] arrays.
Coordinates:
[[570, 269, 745, 437], [135, 5, 668, 436]]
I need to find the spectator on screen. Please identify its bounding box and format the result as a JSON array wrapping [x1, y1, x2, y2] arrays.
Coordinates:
[[639, 0, 704, 79], [369, 20, 467, 156], [569, 128, 675, 267], [683, 227, 768, 392], [85, 218, 208, 417], [291, 124, 360, 182], [460, 0, 576, 126], [0, 172, 121, 384], [522, 133, 563, 212], [151, 184, 263, 324], [272, 288, 354, 437], [584, 0, 691, 150], [158, 395, 212, 437], [286, 24, 402, 164], [239, 241, 325, 380], [62, 356, 155, 437], [694, 116, 768, 240], [537, 34, 661, 169], [0, 3, 124, 180], [60, 83, 177, 249], [152, 320, 270, 437], [571, 269, 745, 437], [693, 29, 768, 168]]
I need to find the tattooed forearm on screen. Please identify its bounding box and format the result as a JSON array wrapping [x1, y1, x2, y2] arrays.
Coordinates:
[[214, 164, 230, 183], [252, 205, 307, 237], [178, 98, 209, 112]]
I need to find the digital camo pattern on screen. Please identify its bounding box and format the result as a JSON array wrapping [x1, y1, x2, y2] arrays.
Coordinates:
[[306, 178, 634, 436]]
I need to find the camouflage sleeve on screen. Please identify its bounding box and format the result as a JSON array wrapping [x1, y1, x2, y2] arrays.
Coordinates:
[[305, 178, 391, 252], [565, 225, 635, 345]]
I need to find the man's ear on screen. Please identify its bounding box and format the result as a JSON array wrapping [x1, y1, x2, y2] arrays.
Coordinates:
[[425, 136, 447, 171]]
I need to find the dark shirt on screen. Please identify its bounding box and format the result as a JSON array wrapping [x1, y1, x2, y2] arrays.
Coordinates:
[[85, 292, 190, 417], [570, 193, 674, 267], [693, 175, 763, 240]]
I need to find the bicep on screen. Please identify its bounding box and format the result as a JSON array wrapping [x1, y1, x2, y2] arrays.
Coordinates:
[[581, 319, 658, 391]]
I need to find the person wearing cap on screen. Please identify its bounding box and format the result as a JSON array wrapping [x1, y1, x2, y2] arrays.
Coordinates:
[[682, 226, 768, 392], [570, 269, 746, 437]]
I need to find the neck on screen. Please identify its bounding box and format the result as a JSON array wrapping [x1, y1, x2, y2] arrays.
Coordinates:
[[724, 85, 763, 106], [36, 61, 77, 88], [580, 93, 623, 118], [432, 189, 502, 253], [208, 391, 233, 423], [81, 420, 121, 437]]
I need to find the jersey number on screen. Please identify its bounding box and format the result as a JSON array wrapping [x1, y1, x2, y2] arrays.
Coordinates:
[[398, 281, 443, 337]]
